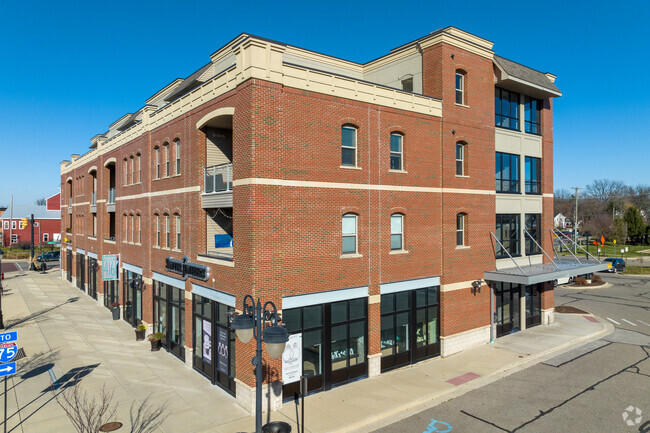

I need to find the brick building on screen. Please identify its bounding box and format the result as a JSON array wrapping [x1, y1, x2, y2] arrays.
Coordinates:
[[59, 27, 604, 411]]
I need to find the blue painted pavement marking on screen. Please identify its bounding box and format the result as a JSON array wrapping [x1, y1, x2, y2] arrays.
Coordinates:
[[423, 419, 452, 433]]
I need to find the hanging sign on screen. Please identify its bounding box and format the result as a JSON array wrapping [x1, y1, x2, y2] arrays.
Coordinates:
[[282, 333, 302, 385], [202, 320, 212, 362], [217, 327, 229, 374], [102, 255, 119, 281], [165, 256, 209, 281]]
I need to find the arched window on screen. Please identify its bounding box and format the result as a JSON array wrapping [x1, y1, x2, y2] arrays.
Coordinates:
[[123, 213, 128, 242], [123, 158, 128, 185], [456, 213, 467, 246], [129, 156, 134, 185], [163, 142, 169, 177], [174, 213, 181, 249], [341, 125, 357, 167], [390, 133, 403, 171], [174, 139, 181, 175], [391, 213, 404, 250], [342, 213, 358, 254], [456, 142, 466, 176], [154, 214, 160, 246], [130, 214, 134, 243], [136, 153, 142, 183], [164, 213, 170, 248], [154, 146, 160, 179], [136, 214, 141, 244], [455, 70, 466, 105]]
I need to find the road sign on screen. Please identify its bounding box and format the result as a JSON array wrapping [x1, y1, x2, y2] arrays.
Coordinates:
[[0, 362, 16, 378], [0, 343, 17, 363], [0, 332, 17, 344]]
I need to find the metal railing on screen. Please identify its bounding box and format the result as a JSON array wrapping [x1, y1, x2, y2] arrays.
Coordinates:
[[204, 163, 233, 194], [107, 188, 116, 204], [91, 192, 97, 205]]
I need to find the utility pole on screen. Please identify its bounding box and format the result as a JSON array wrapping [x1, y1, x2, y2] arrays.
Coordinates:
[[572, 187, 582, 255], [8, 196, 12, 249]]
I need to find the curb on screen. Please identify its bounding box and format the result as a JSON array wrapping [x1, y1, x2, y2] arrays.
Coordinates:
[[341, 314, 614, 433]]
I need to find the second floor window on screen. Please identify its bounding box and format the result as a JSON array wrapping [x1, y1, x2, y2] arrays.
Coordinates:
[[456, 142, 465, 176], [525, 156, 541, 194], [165, 215, 170, 248], [524, 97, 542, 134], [496, 152, 520, 193], [455, 71, 465, 105], [164, 143, 169, 177], [341, 126, 357, 167], [456, 213, 466, 246], [175, 140, 181, 175], [495, 88, 520, 130], [390, 133, 403, 170], [401, 76, 413, 92], [123, 159, 128, 185], [391, 214, 403, 250], [342, 213, 357, 254], [525, 214, 541, 255], [155, 215, 160, 246], [155, 147, 160, 179], [176, 215, 181, 249], [137, 154, 142, 183], [496, 214, 520, 258], [137, 215, 141, 243]]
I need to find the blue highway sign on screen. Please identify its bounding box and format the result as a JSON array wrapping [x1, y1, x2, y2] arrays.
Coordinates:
[[0, 362, 16, 377], [0, 331, 17, 343], [0, 343, 17, 363]]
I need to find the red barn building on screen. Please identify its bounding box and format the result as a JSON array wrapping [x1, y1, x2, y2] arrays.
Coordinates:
[[1, 202, 61, 247], [59, 27, 605, 412]]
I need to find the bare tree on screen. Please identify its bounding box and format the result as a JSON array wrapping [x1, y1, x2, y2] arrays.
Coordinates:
[[129, 395, 169, 433], [35, 197, 47, 206], [586, 179, 626, 203], [54, 380, 117, 433]]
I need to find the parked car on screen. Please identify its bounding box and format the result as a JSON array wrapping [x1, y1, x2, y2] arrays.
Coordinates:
[[604, 258, 625, 273], [37, 251, 60, 262]]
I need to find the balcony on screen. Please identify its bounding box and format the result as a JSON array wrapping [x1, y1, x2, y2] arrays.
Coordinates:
[[202, 163, 233, 208], [107, 188, 116, 213], [68, 198, 72, 214], [90, 192, 97, 213]]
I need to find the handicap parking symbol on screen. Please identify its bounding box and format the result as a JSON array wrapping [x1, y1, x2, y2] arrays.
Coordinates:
[[423, 418, 452, 433]]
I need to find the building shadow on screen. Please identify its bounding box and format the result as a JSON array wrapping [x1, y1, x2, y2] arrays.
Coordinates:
[[4, 297, 79, 330]]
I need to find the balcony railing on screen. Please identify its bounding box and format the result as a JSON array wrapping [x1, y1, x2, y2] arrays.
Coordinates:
[[108, 188, 116, 204], [91, 192, 97, 205], [204, 163, 233, 194]]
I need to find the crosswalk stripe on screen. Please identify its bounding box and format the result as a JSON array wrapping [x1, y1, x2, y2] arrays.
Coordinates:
[[638, 320, 650, 327], [607, 318, 621, 325], [621, 319, 638, 326]]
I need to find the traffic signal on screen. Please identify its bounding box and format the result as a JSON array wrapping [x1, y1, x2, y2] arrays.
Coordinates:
[[21, 218, 28, 228]]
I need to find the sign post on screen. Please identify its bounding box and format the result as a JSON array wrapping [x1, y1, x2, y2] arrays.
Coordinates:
[[0, 331, 17, 433]]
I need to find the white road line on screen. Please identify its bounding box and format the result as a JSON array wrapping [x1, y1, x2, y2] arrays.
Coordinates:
[[621, 319, 638, 326], [639, 320, 650, 327], [15, 262, 22, 271], [607, 318, 621, 325]]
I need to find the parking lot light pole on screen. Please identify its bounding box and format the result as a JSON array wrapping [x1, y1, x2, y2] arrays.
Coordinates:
[[231, 295, 289, 433]]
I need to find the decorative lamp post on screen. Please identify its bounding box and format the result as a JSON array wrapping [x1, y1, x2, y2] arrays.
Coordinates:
[[231, 295, 289, 433], [0, 249, 4, 329]]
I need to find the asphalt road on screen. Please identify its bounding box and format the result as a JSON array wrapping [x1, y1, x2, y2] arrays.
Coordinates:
[[375, 274, 650, 433], [0, 260, 59, 274]]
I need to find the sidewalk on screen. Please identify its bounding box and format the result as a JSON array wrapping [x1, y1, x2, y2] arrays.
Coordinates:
[[0, 269, 612, 433]]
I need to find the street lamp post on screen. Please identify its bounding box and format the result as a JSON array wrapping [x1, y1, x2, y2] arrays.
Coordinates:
[[231, 295, 289, 433], [0, 249, 4, 329]]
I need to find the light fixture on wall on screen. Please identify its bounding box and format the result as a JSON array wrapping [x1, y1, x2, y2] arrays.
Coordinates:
[[471, 280, 482, 294]]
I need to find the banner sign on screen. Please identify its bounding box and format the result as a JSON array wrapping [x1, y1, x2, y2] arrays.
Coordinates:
[[202, 320, 212, 363], [217, 327, 229, 375], [102, 255, 119, 281], [282, 333, 302, 385], [165, 256, 209, 281]]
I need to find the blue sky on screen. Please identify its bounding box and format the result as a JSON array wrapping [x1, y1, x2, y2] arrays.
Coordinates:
[[1, 0, 648, 206]]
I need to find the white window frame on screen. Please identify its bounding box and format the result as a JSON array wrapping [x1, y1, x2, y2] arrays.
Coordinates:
[[456, 213, 465, 246], [176, 215, 181, 249], [123, 215, 128, 242], [342, 214, 358, 254], [390, 133, 403, 171], [19, 220, 26, 230], [155, 215, 160, 246], [43, 233, 49, 243], [11, 221, 16, 230], [390, 214, 404, 251], [3, 221, 8, 229], [92, 213, 97, 237], [455, 72, 465, 105], [341, 126, 357, 167], [10, 234, 17, 244], [165, 215, 170, 248], [175, 140, 181, 175], [456, 143, 465, 176]]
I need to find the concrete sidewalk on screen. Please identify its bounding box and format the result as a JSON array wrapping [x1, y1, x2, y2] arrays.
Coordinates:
[[0, 270, 612, 433]]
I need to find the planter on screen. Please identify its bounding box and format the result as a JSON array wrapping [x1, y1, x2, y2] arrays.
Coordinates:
[[111, 308, 120, 320], [135, 329, 146, 341], [150, 339, 161, 351]]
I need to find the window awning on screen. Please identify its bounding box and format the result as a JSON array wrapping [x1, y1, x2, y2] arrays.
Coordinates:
[[484, 259, 609, 285]]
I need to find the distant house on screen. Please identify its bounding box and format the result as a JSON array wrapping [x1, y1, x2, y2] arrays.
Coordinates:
[[0, 203, 61, 247], [554, 213, 567, 229]]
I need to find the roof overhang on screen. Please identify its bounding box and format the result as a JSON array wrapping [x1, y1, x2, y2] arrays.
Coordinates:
[[484, 260, 609, 285]]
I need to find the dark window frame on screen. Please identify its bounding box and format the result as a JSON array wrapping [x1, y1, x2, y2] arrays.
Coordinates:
[[496, 214, 521, 259], [524, 96, 542, 135], [495, 88, 520, 131], [525, 213, 541, 255], [495, 152, 520, 193], [525, 156, 541, 194]]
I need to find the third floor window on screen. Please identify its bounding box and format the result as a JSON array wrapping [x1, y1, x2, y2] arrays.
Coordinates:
[[524, 97, 542, 134], [495, 88, 519, 131], [525, 156, 541, 194], [341, 126, 357, 167], [390, 133, 403, 170]]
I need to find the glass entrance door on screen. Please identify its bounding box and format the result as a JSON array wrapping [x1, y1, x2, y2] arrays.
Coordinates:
[[154, 281, 185, 361], [104, 280, 119, 308], [496, 282, 521, 337], [66, 250, 72, 282], [76, 254, 85, 290], [525, 284, 542, 327], [122, 270, 143, 327], [87, 258, 98, 300]]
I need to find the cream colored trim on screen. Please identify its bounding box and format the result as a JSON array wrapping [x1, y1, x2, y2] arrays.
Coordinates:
[[542, 193, 553, 198], [195, 107, 235, 129], [440, 324, 491, 339], [116, 186, 201, 201], [368, 295, 380, 304], [389, 250, 409, 255], [72, 202, 90, 207], [418, 29, 493, 59], [340, 253, 363, 259], [87, 166, 98, 174], [184, 290, 192, 300], [66, 176, 72, 183], [104, 239, 116, 245], [440, 279, 484, 292], [196, 255, 235, 267], [96, 199, 106, 203], [339, 165, 362, 170], [104, 158, 116, 167], [234, 177, 495, 195]]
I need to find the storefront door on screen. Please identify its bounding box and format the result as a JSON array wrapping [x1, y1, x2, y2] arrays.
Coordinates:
[[283, 297, 367, 399], [380, 286, 440, 373], [66, 250, 72, 282], [496, 282, 521, 337], [154, 281, 185, 360], [87, 258, 98, 300], [104, 280, 119, 308], [123, 270, 143, 327], [192, 294, 236, 395], [525, 284, 542, 328], [76, 254, 85, 291]]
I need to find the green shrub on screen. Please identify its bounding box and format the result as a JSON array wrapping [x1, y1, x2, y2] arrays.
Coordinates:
[[136, 324, 147, 332]]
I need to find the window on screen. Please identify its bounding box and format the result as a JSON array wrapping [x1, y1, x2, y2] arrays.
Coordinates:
[[495, 88, 520, 130], [525, 214, 541, 255], [456, 142, 465, 176], [19, 220, 26, 230], [341, 126, 357, 167], [390, 133, 403, 170], [175, 140, 181, 175], [154, 147, 160, 179], [165, 214, 170, 248], [130, 215, 134, 243], [456, 213, 466, 246], [130, 157, 134, 185], [92, 214, 97, 237], [123, 214, 128, 241], [43, 233, 49, 243], [123, 159, 128, 185], [342, 213, 357, 254], [495, 152, 520, 193], [496, 214, 520, 258], [155, 215, 160, 246], [2, 221, 7, 229], [11, 234, 17, 244], [137, 154, 141, 183], [525, 156, 541, 194], [401, 76, 413, 92], [163, 143, 169, 177], [176, 215, 181, 249], [524, 97, 542, 134], [11, 221, 16, 230], [137, 215, 141, 244], [391, 214, 403, 250], [455, 71, 465, 105]]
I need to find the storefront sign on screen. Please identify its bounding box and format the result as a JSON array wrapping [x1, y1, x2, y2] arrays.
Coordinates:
[[165, 256, 209, 281], [282, 333, 302, 384], [102, 255, 119, 281], [217, 327, 228, 374], [203, 320, 212, 363]]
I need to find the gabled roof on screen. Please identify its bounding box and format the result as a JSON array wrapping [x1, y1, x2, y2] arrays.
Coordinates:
[[1, 205, 61, 220], [164, 63, 213, 102], [494, 55, 561, 97]]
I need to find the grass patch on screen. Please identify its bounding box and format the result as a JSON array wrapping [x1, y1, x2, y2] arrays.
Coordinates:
[[622, 266, 650, 275], [555, 305, 589, 314]]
